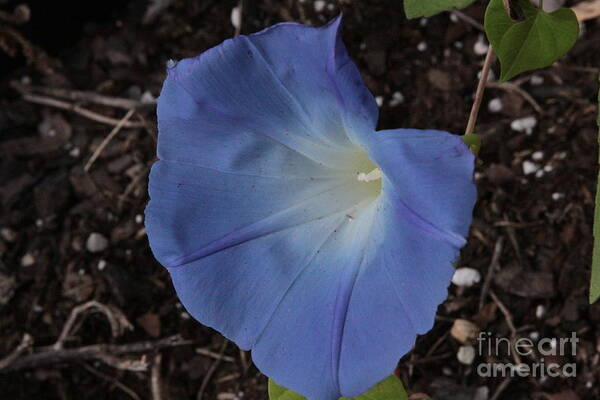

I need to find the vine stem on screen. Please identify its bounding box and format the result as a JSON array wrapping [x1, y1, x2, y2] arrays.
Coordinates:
[[465, 46, 496, 135]]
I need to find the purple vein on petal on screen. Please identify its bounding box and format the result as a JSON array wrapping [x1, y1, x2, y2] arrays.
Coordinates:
[[165, 182, 377, 268], [332, 200, 379, 393]]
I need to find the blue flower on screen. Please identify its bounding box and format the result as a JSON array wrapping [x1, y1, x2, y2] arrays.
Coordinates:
[[145, 16, 476, 400]]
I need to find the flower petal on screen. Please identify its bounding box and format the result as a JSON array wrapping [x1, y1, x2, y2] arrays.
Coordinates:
[[146, 14, 476, 400]]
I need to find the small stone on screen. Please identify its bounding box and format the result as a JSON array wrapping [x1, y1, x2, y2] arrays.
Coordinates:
[[522, 160, 540, 175], [21, 253, 35, 267], [552, 192, 564, 201], [86, 232, 109, 253], [97, 259, 107, 271], [388, 91, 404, 107], [530, 75, 544, 85], [452, 268, 481, 287], [488, 98, 503, 113], [450, 319, 480, 344], [230, 6, 241, 30], [543, 165, 554, 173], [530, 331, 540, 341], [536, 304, 546, 319], [419, 18, 428, 26], [314, 0, 326, 12], [0, 228, 17, 243], [532, 151, 544, 161], [135, 214, 144, 224], [140, 91, 156, 104], [511, 116, 537, 135], [473, 35, 489, 56], [375, 96, 383, 107], [417, 41, 427, 52], [69, 147, 80, 158], [457, 345, 476, 365]]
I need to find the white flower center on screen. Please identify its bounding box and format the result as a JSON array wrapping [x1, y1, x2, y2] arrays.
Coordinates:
[[357, 168, 382, 183]]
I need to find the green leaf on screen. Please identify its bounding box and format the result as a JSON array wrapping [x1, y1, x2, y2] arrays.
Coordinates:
[[484, 0, 579, 81], [462, 133, 481, 155], [268, 379, 305, 400], [591, 76, 600, 304], [404, 0, 477, 19], [268, 376, 408, 400]]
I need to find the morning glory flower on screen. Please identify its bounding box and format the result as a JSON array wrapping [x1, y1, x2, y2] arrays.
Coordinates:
[[145, 16, 476, 400]]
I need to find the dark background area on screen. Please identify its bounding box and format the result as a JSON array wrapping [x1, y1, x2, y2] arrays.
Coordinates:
[[0, 0, 599, 399]]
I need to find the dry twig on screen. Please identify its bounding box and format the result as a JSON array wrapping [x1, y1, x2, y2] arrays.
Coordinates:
[[85, 109, 136, 172], [150, 354, 163, 400], [82, 363, 142, 400], [196, 339, 229, 400], [486, 81, 543, 114], [11, 81, 152, 110], [0, 335, 193, 373], [479, 237, 505, 310], [21, 93, 144, 128], [54, 301, 133, 350], [0, 334, 33, 370]]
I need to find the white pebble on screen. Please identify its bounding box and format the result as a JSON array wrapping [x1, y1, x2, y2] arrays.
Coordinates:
[[1, 228, 16, 242], [135, 214, 144, 224], [98, 259, 107, 271], [417, 42, 427, 52], [21, 253, 35, 267], [420, 18, 428, 26], [457, 345, 476, 365], [375, 96, 384, 107], [477, 69, 496, 82], [532, 151, 544, 161], [530, 331, 540, 341], [552, 192, 564, 201], [140, 90, 156, 104], [314, 0, 326, 12], [511, 116, 537, 135], [452, 268, 481, 287], [556, 151, 567, 159], [449, 13, 459, 22], [388, 91, 404, 107], [488, 98, 503, 113], [69, 147, 80, 158], [535, 169, 545, 178], [530, 75, 544, 86], [522, 161, 540, 175], [543, 165, 554, 173], [86, 232, 109, 253], [473, 35, 489, 56], [180, 311, 191, 320], [454, 41, 463, 49], [230, 6, 241, 30], [536, 304, 546, 319]]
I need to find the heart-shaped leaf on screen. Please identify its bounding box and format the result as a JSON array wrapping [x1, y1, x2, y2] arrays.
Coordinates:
[[404, 0, 477, 19], [484, 0, 579, 81], [269, 376, 409, 400]]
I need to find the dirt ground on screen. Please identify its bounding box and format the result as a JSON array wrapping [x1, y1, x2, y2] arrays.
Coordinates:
[[0, 0, 599, 399]]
